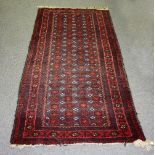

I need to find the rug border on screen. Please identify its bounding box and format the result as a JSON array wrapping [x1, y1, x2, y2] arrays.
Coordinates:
[[10, 8, 44, 144], [103, 10, 146, 140]]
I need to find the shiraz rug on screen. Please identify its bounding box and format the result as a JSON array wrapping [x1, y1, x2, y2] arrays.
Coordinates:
[[11, 8, 145, 145]]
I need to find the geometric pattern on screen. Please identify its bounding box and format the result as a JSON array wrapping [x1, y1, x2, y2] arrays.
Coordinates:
[[10, 8, 145, 145]]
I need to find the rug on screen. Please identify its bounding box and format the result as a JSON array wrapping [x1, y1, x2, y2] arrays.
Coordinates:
[[10, 8, 145, 145]]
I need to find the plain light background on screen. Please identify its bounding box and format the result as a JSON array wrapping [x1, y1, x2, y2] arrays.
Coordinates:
[[0, 0, 153, 155]]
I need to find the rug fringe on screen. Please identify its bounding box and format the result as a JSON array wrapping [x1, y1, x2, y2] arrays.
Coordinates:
[[133, 139, 154, 151], [9, 143, 118, 149], [10, 144, 36, 149], [37, 6, 109, 10], [10, 139, 154, 151]]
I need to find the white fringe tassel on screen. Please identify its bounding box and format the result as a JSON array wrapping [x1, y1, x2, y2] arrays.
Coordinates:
[[133, 139, 154, 151]]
